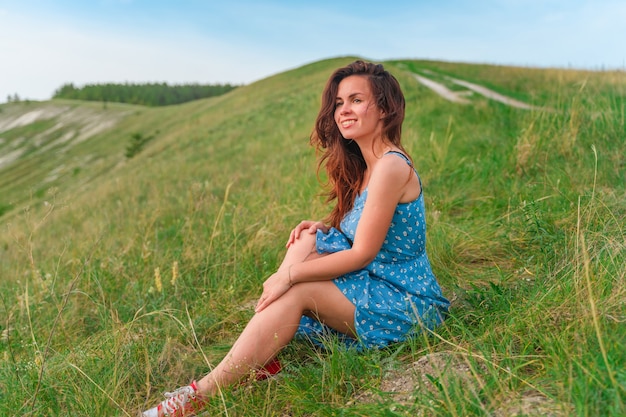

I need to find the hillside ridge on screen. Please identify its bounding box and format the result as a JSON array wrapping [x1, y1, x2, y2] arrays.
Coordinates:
[[0, 57, 623, 415]]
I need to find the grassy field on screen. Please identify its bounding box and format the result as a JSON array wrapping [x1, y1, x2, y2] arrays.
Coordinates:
[[0, 56, 624, 416]]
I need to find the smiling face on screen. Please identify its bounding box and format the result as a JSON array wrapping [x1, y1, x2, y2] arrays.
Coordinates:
[[334, 75, 384, 142]]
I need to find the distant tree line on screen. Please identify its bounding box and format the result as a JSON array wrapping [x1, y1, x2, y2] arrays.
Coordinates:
[[6, 93, 21, 103], [52, 82, 239, 106]]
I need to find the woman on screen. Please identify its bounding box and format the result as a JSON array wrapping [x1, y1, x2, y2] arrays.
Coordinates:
[[142, 60, 449, 417]]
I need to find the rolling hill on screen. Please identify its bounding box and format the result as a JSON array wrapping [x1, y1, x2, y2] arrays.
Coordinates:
[[1, 57, 624, 416]]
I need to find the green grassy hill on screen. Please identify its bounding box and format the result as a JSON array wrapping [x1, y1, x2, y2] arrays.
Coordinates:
[[1, 57, 624, 416]]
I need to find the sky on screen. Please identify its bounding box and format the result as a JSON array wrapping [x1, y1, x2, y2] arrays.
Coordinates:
[[1, 0, 625, 103]]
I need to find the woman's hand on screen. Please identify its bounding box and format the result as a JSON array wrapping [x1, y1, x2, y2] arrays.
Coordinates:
[[286, 220, 329, 247], [255, 268, 292, 313]]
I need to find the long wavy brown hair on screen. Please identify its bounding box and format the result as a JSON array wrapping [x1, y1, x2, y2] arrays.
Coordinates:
[[311, 60, 407, 229]]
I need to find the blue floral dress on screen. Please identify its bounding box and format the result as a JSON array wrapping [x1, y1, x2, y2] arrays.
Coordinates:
[[296, 152, 450, 350]]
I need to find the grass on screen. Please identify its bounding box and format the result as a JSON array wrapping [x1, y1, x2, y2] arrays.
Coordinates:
[[0, 56, 625, 416]]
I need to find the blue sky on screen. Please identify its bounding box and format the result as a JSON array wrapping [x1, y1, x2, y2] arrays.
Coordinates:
[[1, 0, 624, 102]]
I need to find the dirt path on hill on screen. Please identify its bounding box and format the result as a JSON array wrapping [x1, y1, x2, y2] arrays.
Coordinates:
[[413, 74, 471, 104], [414, 71, 546, 111], [447, 77, 536, 109]]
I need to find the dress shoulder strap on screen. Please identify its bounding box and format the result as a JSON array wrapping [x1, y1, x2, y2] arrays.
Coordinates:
[[384, 150, 412, 166], [384, 151, 422, 188]]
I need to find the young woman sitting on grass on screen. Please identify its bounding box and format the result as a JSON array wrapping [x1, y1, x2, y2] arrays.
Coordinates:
[[142, 60, 450, 417]]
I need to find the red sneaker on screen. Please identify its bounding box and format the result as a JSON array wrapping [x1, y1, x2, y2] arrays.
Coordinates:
[[256, 357, 282, 380], [142, 381, 205, 417]]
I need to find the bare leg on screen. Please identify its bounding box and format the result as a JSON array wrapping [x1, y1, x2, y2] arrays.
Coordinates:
[[195, 231, 355, 396]]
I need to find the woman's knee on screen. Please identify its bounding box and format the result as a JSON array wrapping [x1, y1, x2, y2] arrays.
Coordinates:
[[293, 229, 317, 248], [284, 230, 318, 262]]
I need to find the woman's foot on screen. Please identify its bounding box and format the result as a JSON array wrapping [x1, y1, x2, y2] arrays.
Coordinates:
[[142, 359, 281, 416], [142, 381, 205, 417]]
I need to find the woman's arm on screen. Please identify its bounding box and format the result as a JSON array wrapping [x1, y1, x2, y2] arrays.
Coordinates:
[[290, 154, 415, 284], [256, 154, 417, 312]]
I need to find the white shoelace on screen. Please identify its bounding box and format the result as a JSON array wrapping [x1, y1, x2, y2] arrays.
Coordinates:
[[161, 385, 196, 414]]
